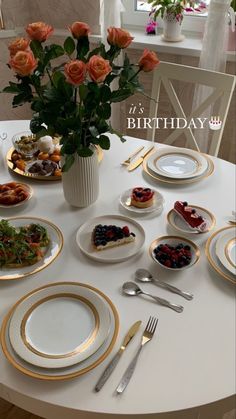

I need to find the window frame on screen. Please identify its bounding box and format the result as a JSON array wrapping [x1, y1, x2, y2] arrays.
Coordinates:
[[122, 0, 207, 34]]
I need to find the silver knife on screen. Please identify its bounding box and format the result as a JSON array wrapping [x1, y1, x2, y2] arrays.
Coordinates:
[[128, 146, 155, 172], [94, 320, 141, 392]]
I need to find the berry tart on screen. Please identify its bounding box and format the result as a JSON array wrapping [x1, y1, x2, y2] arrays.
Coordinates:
[[92, 224, 135, 251], [131, 187, 154, 208], [174, 201, 208, 232]]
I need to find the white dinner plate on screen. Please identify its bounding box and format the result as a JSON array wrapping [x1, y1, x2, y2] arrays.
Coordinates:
[[167, 206, 216, 234], [215, 230, 236, 276], [0, 282, 119, 380], [76, 215, 145, 263], [9, 283, 111, 368], [147, 147, 208, 179], [0, 217, 63, 280], [119, 188, 164, 214], [205, 226, 236, 285]]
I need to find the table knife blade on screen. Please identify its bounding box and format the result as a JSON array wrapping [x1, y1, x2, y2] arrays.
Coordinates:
[[128, 146, 155, 171], [94, 320, 141, 392]]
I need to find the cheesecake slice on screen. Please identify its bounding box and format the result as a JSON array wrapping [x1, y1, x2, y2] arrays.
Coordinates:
[[174, 201, 208, 232], [92, 224, 135, 251]]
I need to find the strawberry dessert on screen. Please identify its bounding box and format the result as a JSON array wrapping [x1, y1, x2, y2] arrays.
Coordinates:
[[131, 187, 154, 208], [153, 243, 192, 269], [92, 224, 135, 251], [174, 201, 208, 232]]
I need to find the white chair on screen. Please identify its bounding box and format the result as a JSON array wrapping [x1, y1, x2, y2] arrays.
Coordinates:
[[147, 61, 236, 156]]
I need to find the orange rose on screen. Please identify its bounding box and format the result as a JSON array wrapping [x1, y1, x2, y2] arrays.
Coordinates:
[[26, 22, 53, 42], [8, 38, 30, 57], [87, 55, 112, 83], [138, 49, 160, 72], [64, 60, 87, 86], [107, 27, 133, 49], [9, 50, 38, 76], [69, 21, 91, 39]]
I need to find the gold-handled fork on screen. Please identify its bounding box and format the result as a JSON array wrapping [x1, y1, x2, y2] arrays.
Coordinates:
[[116, 316, 158, 394], [120, 146, 144, 166]]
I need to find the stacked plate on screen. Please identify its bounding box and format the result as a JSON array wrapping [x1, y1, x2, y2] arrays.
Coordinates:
[[0, 282, 119, 380], [143, 147, 214, 184], [206, 226, 236, 284]]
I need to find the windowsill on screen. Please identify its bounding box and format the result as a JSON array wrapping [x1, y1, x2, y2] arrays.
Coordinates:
[[1, 27, 235, 62]]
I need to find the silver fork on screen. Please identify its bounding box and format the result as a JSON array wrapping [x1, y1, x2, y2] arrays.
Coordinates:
[[120, 146, 144, 166], [116, 316, 158, 394]]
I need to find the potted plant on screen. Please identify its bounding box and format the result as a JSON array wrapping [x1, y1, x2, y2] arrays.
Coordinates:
[[3, 22, 159, 207], [148, 0, 196, 41]]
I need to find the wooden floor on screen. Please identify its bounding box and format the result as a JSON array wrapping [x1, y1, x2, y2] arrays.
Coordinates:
[[0, 398, 42, 419]]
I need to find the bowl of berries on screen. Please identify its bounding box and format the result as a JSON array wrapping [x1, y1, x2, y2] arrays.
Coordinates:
[[149, 236, 200, 271]]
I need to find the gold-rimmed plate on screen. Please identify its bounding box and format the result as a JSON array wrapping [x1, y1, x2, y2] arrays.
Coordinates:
[[147, 147, 208, 179], [6, 146, 103, 181], [205, 226, 236, 285], [149, 235, 200, 271], [167, 206, 216, 234], [0, 282, 119, 380], [8, 283, 111, 368], [143, 151, 214, 185], [215, 229, 236, 276], [0, 217, 63, 280]]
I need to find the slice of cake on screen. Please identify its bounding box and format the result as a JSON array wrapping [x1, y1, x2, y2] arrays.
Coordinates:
[[174, 201, 208, 232], [92, 224, 135, 251], [131, 187, 154, 208]]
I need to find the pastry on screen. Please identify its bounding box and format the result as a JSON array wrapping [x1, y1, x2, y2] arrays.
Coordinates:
[[174, 201, 208, 232], [0, 182, 30, 206], [131, 187, 154, 208], [92, 224, 135, 251]]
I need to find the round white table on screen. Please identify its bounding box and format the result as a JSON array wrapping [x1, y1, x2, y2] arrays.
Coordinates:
[[0, 120, 235, 419]]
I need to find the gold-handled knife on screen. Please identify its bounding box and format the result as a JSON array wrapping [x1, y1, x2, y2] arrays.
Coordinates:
[[128, 146, 155, 172], [94, 320, 141, 392]]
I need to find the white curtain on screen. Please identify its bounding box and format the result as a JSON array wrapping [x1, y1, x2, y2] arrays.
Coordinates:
[[193, 0, 231, 153], [100, 0, 125, 131]]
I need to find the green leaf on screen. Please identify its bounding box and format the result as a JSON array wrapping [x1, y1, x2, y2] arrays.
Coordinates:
[[77, 148, 94, 157], [89, 126, 99, 138], [52, 71, 65, 87], [31, 99, 45, 112], [44, 44, 64, 65], [100, 85, 111, 102], [97, 103, 111, 120], [30, 116, 44, 133], [79, 84, 88, 101], [62, 154, 75, 172], [99, 135, 110, 150], [2, 84, 21, 94], [110, 88, 132, 103], [76, 36, 90, 60], [64, 37, 75, 55], [30, 40, 44, 59]]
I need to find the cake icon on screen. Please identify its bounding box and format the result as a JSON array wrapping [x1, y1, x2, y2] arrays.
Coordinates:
[[209, 116, 222, 131]]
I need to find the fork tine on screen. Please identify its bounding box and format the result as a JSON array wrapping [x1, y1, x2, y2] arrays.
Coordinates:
[[145, 316, 152, 332], [151, 318, 158, 335]]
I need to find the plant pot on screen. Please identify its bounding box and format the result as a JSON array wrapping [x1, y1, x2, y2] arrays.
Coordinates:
[[61, 150, 99, 207], [162, 12, 184, 42]]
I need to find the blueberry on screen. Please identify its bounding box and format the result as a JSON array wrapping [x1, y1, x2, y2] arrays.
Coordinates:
[[172, 263, 177, 268], [101, 240, 107, 246], [183, 201, 188, 206], [191, 209, 196, 214], [184, 245, 191, 251], [131, 233, 136, 237]]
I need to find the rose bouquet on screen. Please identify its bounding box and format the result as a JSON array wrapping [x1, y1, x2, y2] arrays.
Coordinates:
[[3, 21, 159, 170]]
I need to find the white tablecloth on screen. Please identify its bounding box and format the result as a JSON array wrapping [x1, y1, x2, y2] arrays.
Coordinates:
[[0, 120, 235, 419]]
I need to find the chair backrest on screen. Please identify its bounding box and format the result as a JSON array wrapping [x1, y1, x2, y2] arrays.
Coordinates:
[[147, 61, 236, 156]]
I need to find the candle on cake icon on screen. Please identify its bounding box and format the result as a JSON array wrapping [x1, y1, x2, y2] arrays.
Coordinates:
[[209, 116, 222, 131]]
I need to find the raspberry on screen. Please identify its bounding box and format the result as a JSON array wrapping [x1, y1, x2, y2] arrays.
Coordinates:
[[122, 226, 130, 236]]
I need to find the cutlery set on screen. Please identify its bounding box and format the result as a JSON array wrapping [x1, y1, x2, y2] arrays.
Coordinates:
[[121, 145, 155, 171], [95, 316, 158, 394]]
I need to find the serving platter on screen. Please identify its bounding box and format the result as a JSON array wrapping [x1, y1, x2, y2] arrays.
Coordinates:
[[0, 216, 63, 280], [0, 282, 119, 380]]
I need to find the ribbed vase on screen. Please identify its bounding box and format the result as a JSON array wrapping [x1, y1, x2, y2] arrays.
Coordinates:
[[62, 151, 99, 207]]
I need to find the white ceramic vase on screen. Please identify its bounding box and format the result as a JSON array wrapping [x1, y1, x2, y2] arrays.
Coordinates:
[[61, 150, 99, 207], [162, 12, 184, 42]]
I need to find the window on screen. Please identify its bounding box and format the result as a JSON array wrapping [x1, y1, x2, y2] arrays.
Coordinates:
[[122, 0, 209, 33]]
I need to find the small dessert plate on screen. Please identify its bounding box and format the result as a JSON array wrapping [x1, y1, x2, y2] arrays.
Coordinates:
[[167, 206, 216, 234], [0, 182, 33, 208], [119, 188, 164, 214], [149, 236, 200, 271]]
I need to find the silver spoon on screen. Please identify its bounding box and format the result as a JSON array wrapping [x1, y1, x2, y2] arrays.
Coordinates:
[[135, 268, 193, 301], [122, 282, 183, 313]]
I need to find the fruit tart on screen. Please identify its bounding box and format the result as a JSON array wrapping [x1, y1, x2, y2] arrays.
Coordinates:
[[92, 224, 135, 251], [174, 201, 208, 232], [131, 187, 154, 208]]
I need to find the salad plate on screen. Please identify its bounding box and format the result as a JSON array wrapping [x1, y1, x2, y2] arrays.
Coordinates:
[[205, 226, 236, 285], [9, 282, 111, 368], [76, 215, 145, 263], [0, 282, 119, 380], [167, 206, 216, 234], [215, 229, 236, 275], [0, 217, 63, 280], [147, 147, 208, 179]]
